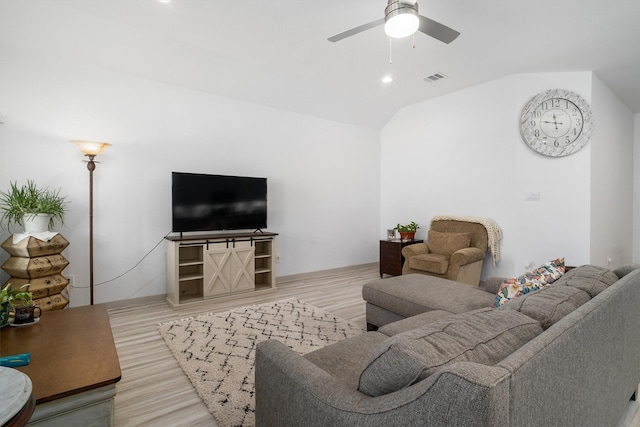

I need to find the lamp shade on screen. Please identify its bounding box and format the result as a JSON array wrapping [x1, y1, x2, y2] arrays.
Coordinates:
[[71, 140, 111, 156], [384, 0, 419, 39]]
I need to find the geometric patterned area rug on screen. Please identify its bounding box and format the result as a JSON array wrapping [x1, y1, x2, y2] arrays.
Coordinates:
[[157, 298, 364, 427]]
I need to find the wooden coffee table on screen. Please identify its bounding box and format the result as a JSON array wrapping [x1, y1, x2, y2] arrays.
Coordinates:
[[0, 304, 121, 425]]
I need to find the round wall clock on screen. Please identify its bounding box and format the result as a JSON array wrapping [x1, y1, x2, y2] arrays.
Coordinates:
[[519, 89, 594, 157]]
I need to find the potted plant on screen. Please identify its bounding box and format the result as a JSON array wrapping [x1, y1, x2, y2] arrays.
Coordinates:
[[395, 221, 420, 241], [0, 283, 33, 326], [10, 284, 33, 308], [3, 283, 40, 325], [0, 180, 68, 232]]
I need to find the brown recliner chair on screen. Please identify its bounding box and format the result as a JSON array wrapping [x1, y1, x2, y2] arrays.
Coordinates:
[[401, 219, 489, 286]]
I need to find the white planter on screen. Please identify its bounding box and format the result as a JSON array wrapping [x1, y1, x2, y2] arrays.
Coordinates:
[[23, 213, 51, 233]]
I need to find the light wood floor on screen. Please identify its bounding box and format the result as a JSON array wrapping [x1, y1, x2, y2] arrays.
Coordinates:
[[107, 263, 640, 427], [107, 263, 379, 426]]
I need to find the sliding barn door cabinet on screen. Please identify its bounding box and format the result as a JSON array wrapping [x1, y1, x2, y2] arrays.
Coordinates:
[[165, 232, 277, 307]]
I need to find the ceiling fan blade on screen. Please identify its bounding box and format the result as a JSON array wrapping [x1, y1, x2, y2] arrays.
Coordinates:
[[418, 15, 460, 44], [327, 18, 385, 42]]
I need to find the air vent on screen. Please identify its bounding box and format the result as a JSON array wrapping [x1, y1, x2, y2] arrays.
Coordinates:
[[423, 72, 448, 83]]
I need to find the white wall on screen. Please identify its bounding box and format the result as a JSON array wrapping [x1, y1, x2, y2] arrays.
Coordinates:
[[0, 52, 380, 306], [590, 75, 635, 267], [381, 71, 634, 279], [380, 76, 520, 277]]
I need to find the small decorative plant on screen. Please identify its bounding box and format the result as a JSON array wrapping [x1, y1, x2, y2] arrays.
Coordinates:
[[10, 284, 33, 308], [1, 283, 33, 326], [395, 221, 420, 233], [0, 284, 14, 305], [0, 283, 33, 307], [0, 180, 68, 231], [0, 286, 10, 327]]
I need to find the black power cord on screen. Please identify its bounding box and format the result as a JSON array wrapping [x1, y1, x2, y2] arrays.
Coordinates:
[[70, 231, 171, 289]]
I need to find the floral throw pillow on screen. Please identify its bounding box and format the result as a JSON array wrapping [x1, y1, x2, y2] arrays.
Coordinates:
[[493, 257, 565, 308]]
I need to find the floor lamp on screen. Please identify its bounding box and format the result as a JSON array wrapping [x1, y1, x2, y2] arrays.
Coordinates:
[[71, 140, 111, 305]]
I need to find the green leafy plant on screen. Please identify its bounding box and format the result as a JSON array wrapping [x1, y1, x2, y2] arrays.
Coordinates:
[[0, 284, 13, 305], [0, 283, 33, 307], [395, 221, 420, 233], [0, 180, 68, 231], [11, 285, 33, 308]]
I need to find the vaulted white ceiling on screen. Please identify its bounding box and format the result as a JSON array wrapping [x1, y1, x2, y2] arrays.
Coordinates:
[[1, 0, 639, 129]]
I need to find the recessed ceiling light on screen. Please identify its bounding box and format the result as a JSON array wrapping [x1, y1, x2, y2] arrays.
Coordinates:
[[158, 0, 171, 3], [382, 76, 394, 83]]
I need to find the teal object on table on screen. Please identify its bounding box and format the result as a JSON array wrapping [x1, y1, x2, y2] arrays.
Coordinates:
[[0, 353, 31, 367]]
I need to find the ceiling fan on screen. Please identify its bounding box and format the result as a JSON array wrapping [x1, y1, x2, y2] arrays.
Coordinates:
[[327, 0, 460, 44]]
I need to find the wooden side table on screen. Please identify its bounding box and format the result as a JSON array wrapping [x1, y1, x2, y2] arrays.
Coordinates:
[[379, 239, 423, 277]]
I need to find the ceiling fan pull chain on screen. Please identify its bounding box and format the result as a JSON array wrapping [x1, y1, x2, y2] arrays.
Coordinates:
[[412, 33, 416, 48], [389, 38, 393, 64]]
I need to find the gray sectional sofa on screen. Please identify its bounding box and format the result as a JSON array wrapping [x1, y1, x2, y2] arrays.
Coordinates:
[[255, 264, 640, 426]]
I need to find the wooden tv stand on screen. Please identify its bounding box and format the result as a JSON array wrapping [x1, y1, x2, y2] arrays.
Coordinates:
[[165, 231, 277, 307], [0, 304, 121, 426]]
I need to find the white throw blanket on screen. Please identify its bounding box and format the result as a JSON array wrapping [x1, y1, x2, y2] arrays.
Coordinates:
[[431, 215, 503, 266]]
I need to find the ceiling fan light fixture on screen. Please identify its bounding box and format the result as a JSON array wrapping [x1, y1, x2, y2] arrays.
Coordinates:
[[384, 0, 419, 38]]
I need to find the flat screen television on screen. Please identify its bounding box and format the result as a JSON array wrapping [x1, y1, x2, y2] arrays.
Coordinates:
[[171, 172, 267, 233]]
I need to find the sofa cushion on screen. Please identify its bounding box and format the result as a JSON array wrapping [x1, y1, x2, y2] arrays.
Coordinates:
[[613, 264, 640, 279], [407, 253, 449, 274], [358, 308, 542, 397], [499, 285, 590, 329], [378, 310, 453, 336], [493, 257, 565, 308], [304, 331, 389, 390], [427, 230, 471, 256], [553, 265, 618, 297]]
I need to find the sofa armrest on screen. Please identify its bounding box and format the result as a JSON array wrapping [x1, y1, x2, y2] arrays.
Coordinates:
[[481, 277, 507, 295], [255, 339, 511, 426], [401, 242, 429, 258], [450, 247, 485, 266]]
